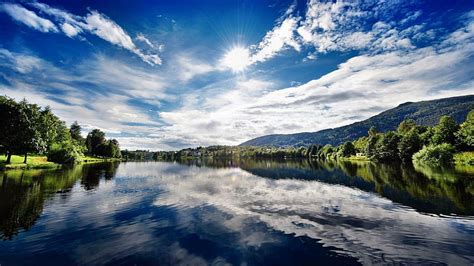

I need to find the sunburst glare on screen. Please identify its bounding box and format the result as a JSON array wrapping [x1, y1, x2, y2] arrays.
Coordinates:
[[222, 47, 251, 72]]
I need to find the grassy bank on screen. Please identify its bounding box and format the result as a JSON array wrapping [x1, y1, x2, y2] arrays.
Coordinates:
[[0, 155, 122, 170], [454, 152, 474, 166], [0, 155, 59, 169]]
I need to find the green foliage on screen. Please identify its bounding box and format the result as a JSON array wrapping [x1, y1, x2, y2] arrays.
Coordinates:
[[338, 142, 356, 157], [413, 144, 455, 167], [397, 119, 417, 135], [365, 134, 379, 159], [371, 131, 400, 162], [0, 96, 119, 164], [86, 129, 106, 155], [398, 128, 422, 162], [70, 121, 83, 142], [317, 144, 334, 159], [431, 115, 459, 145], [353, 136, 368, 153], [455, 110, 474, 151], [47, 142, 81, 164]]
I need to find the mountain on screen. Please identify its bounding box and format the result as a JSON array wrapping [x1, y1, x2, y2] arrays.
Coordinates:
[[240, 95, 474, 147]]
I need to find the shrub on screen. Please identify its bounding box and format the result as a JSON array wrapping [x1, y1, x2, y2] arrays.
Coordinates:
[[413, 143, 454, 167], [47, 142, 80, 164]]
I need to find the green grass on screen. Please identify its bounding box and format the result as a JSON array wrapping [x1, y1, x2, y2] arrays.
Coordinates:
[[0, 154, 122, 170], [0, 154, 59, 169], [454, 152, 474, 166]]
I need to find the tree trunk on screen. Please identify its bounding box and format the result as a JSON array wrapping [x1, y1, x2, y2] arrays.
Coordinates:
[[23, 153, 28, 164], [6, 152, 11, 164]]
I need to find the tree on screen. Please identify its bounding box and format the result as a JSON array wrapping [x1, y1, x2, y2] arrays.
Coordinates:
[[0, 96, 23, 163], [431, 115, 459, 145], [455, 110, 474, 151], [371, 131, 400, 162], [398, 128, 421, 162], [413, 143, 454, 167], [366, 134, 379, 159], [0, 97, 47, 163], [397, 119, 417, 135], [47, 141, 80, 164], [17, 100, 47, 163], [70, 121, 83, 141], [339, 142, 356, 157], [86, 129, 106, 156]]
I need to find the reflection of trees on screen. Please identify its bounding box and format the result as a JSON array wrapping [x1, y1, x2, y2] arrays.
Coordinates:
[[80, 162, 120, 190], [179, 158, 474, 216], [0, 163, 120, 240]]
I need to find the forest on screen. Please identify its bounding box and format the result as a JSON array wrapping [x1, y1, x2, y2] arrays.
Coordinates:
[[0, 96, 121, 166]]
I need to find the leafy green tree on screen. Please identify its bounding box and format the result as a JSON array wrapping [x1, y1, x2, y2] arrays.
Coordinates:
[[372, 131, 400, 162], [455, 110, 473, 151], [353, 136, 368, 154], [366, 134, 379, 159], [397, 119, 417, 135], [398, 128, 422, 162], [70, 121, 83, 141], [413, 143, 455, 167], [17, 100, 47, 163], [47, 141, 80, 164], [105, 139, 121, 158], [339, 142, 356, 157], [419, 126, 433, 146], [0, 96, 23, 163], [317, 144, 334, 159], [86, 129, 106, 156], [431, 115, 459, 145]]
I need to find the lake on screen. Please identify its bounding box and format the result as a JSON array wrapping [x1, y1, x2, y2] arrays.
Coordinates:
[[0, 159, 473, 265]]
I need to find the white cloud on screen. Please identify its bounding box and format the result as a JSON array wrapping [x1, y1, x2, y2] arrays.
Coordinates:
[[0, 3, 58, 33], [136, 33, 155, 49], [0, 48, 44, 73], [85, 11, 161, 66], [251, 15, 301, 63], [176, 55, 216, 82], [7, 2, 163, 65], [250, 0, 427, 64]]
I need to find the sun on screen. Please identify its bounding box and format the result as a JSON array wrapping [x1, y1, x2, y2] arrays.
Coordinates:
[[222, 47, 251, 72]]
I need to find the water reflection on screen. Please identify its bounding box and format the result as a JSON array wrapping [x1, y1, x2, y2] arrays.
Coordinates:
[[0, 160, 472, 265]]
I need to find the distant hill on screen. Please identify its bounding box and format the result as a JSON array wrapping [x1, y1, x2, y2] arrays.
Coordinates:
[[240, 95, 474, 147]]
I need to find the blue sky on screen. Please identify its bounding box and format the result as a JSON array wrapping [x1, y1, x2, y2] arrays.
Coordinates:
[[1, 0, 473, 150]]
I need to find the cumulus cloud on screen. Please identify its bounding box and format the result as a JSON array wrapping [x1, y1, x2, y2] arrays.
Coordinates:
[[0, 3, 58, 33], [2, 2, 162, 65]]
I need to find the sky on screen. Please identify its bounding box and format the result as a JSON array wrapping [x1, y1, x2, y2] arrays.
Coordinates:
[[1, 0, 473, 150]]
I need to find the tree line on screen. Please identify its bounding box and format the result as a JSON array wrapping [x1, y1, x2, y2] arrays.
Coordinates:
[[0, 96, 121, 164], [155, 110, 473, 167], [308, 110, 473, 166]]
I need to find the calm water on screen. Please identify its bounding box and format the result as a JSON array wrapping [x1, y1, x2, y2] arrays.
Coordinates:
[[0, 160, 473, 265]]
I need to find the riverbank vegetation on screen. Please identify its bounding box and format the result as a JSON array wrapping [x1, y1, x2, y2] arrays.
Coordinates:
[[155, 110, 473, 168], [0, 96, 122, 169]]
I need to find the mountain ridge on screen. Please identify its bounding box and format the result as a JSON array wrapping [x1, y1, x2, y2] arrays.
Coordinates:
[[239, 95, 474, 147]]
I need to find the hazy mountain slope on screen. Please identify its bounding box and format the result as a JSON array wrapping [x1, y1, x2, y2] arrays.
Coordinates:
[[240, 95, 474, 147]]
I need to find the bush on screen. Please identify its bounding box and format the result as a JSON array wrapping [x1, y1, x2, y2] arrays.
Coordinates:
[[47, 142, 80, 164], [413, 143, 455, 167]]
